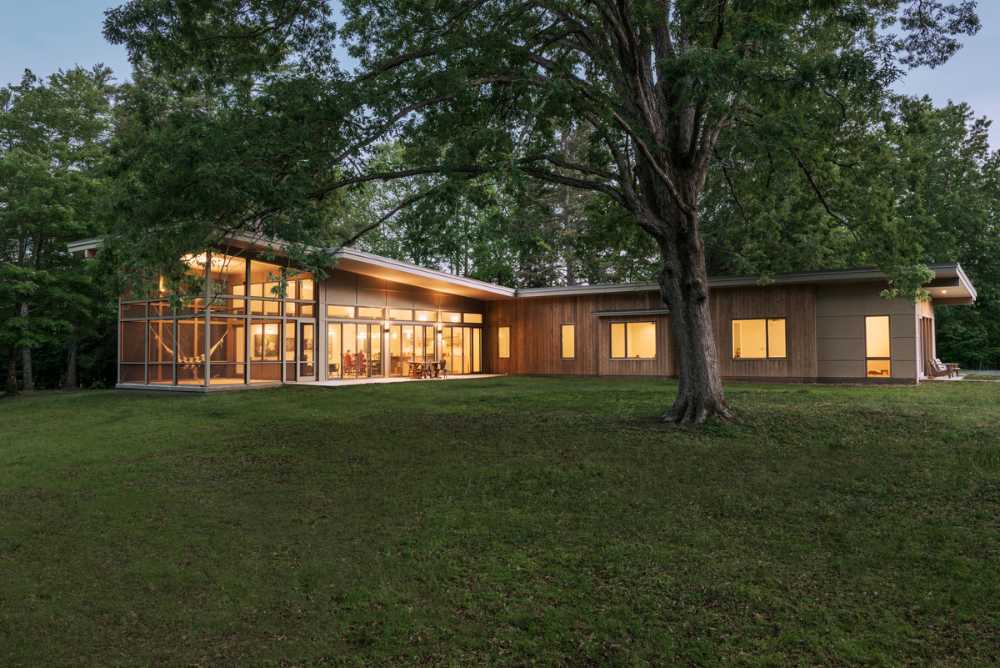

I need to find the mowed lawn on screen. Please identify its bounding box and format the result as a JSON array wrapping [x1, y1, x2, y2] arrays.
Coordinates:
[[1, 378, 998, 666]]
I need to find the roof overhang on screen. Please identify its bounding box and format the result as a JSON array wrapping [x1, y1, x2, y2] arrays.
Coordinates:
[[225, 235, 515, 300], [517, 283, 659, 298], [332, 248, 515, 300], [515, 263, 977, 304], [924, 263, 977, 304]]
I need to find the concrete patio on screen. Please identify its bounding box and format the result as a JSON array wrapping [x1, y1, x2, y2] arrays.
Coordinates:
[[302, 374, 505, 388]]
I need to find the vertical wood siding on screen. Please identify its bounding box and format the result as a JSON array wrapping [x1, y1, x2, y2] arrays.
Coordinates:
[[487, 285, 820, 380], [486, 291, 673, 377], [712, 285, 818, 380]]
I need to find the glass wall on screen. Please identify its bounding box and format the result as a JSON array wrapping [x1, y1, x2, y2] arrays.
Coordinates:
[[117, 251, 316, 387], [328, 322, 383, 379], [441, 326, 481, 374], [388, 324, 436, 376]]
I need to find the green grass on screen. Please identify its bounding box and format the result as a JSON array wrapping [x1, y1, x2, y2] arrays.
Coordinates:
[[2, 377, 999, 666], [963, 373, 1000, 381]]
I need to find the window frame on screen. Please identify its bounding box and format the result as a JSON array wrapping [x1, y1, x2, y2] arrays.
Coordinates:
[[498, 326, 511, 359], [731, 318, 788, 360], [864, 314, 892, 377], [609, 321, 657, 360], [561, 323, 575, 360]]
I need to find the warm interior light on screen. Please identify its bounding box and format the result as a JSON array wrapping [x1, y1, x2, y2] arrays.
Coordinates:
[[941, 289, 948, 294]]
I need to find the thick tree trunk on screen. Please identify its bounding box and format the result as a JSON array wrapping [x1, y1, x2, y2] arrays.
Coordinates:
[[20, 303, 34, 392], [657, 239, 732, 424], [4, 347, 17, 396], [647, 172, 732, 425], [63, 336, 79, 390]]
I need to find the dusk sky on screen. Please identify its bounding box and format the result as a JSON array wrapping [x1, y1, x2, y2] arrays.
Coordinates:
[[3, 1, 999, 147]]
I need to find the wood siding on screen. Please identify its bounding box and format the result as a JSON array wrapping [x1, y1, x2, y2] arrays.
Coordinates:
[[485, 292, 672, 376], [488, 284, 819, 380], [712, 285, 818, 380]]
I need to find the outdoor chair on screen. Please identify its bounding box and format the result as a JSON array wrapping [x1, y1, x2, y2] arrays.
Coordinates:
[[929, 358, 960, 378]]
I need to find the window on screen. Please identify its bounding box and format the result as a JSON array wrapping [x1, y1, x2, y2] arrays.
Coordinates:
[[732, 319, 786, 359], [357, 306, 383, 320], [389, 308, 413, 321], [865, 315, 891, 377], [561, 324, 575, 359], [414, 310, 436, 322], [464, 313, 483, 324], [327, 305, 355, 319], [249, 259, 284, 299], [498, 326, 510, 359], [442, 311, 462, 323], [610, 322, 656, 359]]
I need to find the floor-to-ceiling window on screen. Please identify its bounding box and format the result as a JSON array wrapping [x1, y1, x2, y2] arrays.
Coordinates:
[[388, 324, 437, 376], [440, 323, 482, 375], [865, 315, 891, 377], [326, 319, 384, 379], [322, 307, 482, 379]]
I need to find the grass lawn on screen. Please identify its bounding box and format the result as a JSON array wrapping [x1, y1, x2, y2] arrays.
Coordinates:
[[2, 377, 999, 665]]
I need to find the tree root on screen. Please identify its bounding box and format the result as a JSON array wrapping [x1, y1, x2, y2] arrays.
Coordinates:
[[662, 396, 735, 425]]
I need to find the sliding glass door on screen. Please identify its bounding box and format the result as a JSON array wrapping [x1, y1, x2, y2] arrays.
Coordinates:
[[441, 326, 481, 375], [388, 324, 436, 377], [327, 322, 382, 379]]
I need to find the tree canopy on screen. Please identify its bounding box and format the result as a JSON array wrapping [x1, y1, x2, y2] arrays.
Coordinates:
[[0, 66, 118, 392], [100, 0, 987, 421]]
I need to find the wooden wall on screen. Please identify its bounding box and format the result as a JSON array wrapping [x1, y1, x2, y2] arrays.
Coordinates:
[[711, 285, 818, 380], [485, 291, 673, 377], [487, 284, 820, 380]]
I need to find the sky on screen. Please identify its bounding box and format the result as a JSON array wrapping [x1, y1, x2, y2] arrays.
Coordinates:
[[2, 1, 999, 147]]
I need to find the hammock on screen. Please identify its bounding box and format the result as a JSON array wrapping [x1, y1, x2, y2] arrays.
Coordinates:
[[149, 324, 231, 366]]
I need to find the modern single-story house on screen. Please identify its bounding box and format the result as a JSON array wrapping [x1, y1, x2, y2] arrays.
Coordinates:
[[69, 236, 976, 390]]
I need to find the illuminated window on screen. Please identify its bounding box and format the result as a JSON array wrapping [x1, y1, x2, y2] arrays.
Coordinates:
[[610, 322, 656, 359], [357, 306, 383, 319], [297, 277, 314, 301], [498, 326, 510, 359], [389, 308, 413, 321], [327, 305, 355, 319], [249, 259, 284, 299], [464, 313, 483, 324], [732, 319, 786, 359], [442, 312, 462, 323], [414, 310, 436, 322], [561, 324, 575, 359], [865, 315, 891, 377]]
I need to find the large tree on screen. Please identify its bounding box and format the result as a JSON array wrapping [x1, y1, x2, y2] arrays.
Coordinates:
[[0, 67, 116, 393], [105, 0, 980, 422]]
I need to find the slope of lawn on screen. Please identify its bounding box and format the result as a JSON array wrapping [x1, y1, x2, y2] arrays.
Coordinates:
[[1, 377, 998, 665]]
